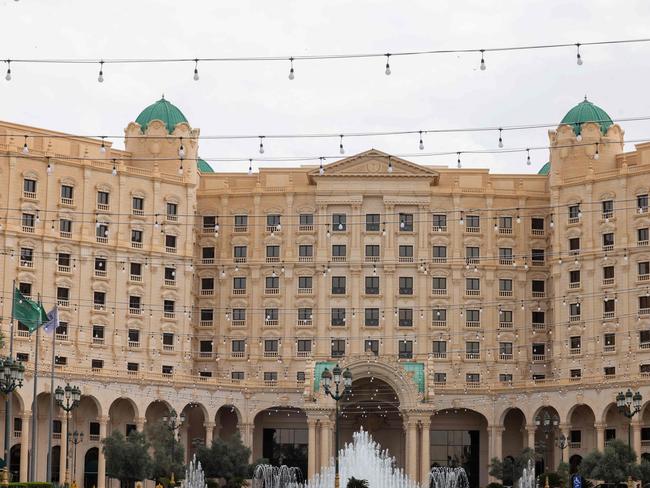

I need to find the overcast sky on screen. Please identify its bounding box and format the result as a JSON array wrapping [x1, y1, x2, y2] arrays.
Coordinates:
[[1, 0, 650, 174]]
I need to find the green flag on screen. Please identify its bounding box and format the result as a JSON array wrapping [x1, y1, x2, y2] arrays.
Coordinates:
[[13, 288, 48, 333]]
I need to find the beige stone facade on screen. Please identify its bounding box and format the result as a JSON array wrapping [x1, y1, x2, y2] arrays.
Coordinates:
[[1, 102, 650, 487]]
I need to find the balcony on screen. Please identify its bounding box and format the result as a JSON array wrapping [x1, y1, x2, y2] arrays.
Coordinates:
[[231, 351, 245, 358], [331, 256, 347, 263], [19, 259, 33, 268], [569, 315, 582, 322], [165, 247, 177, 254], [603, 277, 616, 287], [602, 211, 614, 220], [569, 282, 580, 289], [532, 260, 545, 267], [165, 279, 176, 287], [264, 319, 279, 327], [94, 269, 107, 278], [640, 342, 650, 349], [640, 274, 650, 282], [431, 352, 447, 359], [128, 341, 140, 349], [129, 308, 142, 315], [432, 225, 447, 232], [568, 216, 580, 224], [431, 257, 447, 264], [202, 226, 217, 234], [58, 265, 71, 273], [93, 304, 106, 312], [97, 203, 110, 211], [499, 353, 513, 360], [200, 289, 214, 296], [640, 308, 650, 316], [132, 208, 144, 216], [130, 275, 142, 283], [163, 312, 176, 319], [603, 345, 616, 353], [55, 333, 69, 342], [231, 320, 246, 327], [466, 321, 480, 328], [466, 226, 480, 233], [234, 225, 248, 233], [199, 352, 213, 359], [365, 256, 380, 263], [60, 197, 74, 206], [131, 242, 143, 249], [201, 258, 214, 265], [264, 351, 279, 358], [532, 354, 546, 361], [59, 230, 71, 239], [92, 337, 105, 345], [265, 288, 280, 295], [298, 288, 313, 295], [96, 236, 108, 244], [499, 259, 514, 266], [57, 299, 70, 308], [297, 351, 312, 358], [398, 256, 414, 263], [233, 257, 247, 264], [499, 290, 513, 297], [531, 229, 545, 236], [466, 353, 480, 360], [499, 321, 513, 329], [431, 320, 447, 327], [22, 225, 35, 233], [298, 224, 313, 232], [432, 289, 447, 295], [532, 291, 546, 298], [266, 225, 280, 233], [465, 289, 480, 296], [532, 322, 545, 330], [298, 256, 313, 263], [232, 288, 246, 295], [166, 214, 178, 222], [266, 256, 280, 263], [297, 319, 312, 326], [639, 240, 649, 247], [499, 228, 513, 235], [570, 348, 581, 355], [199, 320, 213, 327], [603, 311, 615, 320], [603, 245, 614, 252], [569, 442, 581, 449]]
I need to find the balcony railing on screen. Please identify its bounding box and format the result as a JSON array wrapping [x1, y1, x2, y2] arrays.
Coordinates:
[[298, 288, 313, 295]]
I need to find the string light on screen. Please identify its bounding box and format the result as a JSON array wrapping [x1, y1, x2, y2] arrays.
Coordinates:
[[112, 159, 117, 177], [288, 57, 295, 80], [178, 158, 184, 176], [526, 148, 531, 166], [178, 137, 185, 158], [384, 54, 391, 75], [387, 156, 393, 173], [259, 136, 265, 154], [457, 152, 461, 168], [479, 50, 486, 71], [100, 136, 106, 154], [498, 128, 503, 148], [193, 59, 200, 81], [46, 157, 52, 175], [248, 159, 253, 176], [594, 142, 600, 160], [22, 135, 28, 154], [97, 60, 104, 83], [319, 157, 325, 176], [339, 135, 345, 155], [576, 43, 583, 65], [418, 131, 424, 150], [4, 60, 11, 81]]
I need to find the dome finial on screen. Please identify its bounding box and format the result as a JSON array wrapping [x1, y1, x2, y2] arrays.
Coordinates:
[[161, 93, 165, 100], [584, 95, 588, 102]]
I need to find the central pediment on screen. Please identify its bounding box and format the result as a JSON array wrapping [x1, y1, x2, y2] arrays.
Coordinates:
[[308, 149, 439, 184]]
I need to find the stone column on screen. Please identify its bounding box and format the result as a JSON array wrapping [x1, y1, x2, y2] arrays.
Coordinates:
[[204, 422, 215, 446], [595, 422, 605, 452], [97, 417, 108, 488], [307, 417, 318, 478], [488, 425, 504, 483], [19, 412, 30, 482], [320, 419, 331, 469], [241, 423, 254, 460], [405, 419, 418, 481], [526, 424, 536, 450], [59, 414, 68, 486], [632, 420, 642, 458], [420, 418, 431, 484], [136, 417, 145, 432]]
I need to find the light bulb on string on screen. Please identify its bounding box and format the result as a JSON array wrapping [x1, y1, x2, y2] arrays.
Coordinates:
[[319, 157, 325, 176], [259, 136, 265, 154], [384, 54, 391, 75], [97, 61, 104, 83], [576, 43, 583, 65], [479, 50, 486, 70], [526, 148, 531, 166], [288, 57, 295, 80], [22, 135, 29, 154], [193, 59, 200, 81], [419, 131, 424, 150], [46, 157, 52, 174], [178, 158, 184, 176], [498, 128, 503, 148], [387, 156, 393, 173], [576, 127, 582, 142], [4, 60, 11, 81], [100, 137, 106, 154], [339, 135, 345, 154], [178, 137, 185, 158], [594, 143, 600, 160], [457, 152, 461, 168], [112, 159, 117, 177], [248, 159, 253, 176]]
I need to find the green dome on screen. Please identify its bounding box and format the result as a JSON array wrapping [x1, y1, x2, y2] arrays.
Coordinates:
[[560, 98, 612, 136], [198, 158, 214, 173], [135, 96, 189, 133], [538, 162, 550, 175]]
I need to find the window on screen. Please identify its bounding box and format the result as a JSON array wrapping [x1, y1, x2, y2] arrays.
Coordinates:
[[602, 233, 614, 249], [298, 308, 312, 323], [604, 333, 616, 347], [266, 245, 280, 258], [466, 278, 480, 292], [332, 245, 347, 257], [639, 194, 649, 212], [366, 214, 380, 232], [265, 276, 279, 290], [299, 245, 313, 257], [640, 296, 650, 311], [532, 311, 545, 325], [55, 321, 68, 336], [93, 291, 106, 307], [604, 299, 615, 315], [202, 216, 216, 230], [466, 373, 480, 383], [365, 276, 379, 295], [569, 303, 581, 317], [267, 214, 281, 228], [202, 247, 215, 261], [532, 344, 545, 356], [231, 371, 245, 380], [399, 213, 413, 231], [61, 185, 74, 201], [332, 276, 346, 294], [23, 178, 36, 194], [432, 341, 447, 355], [265, 308, 279, 321], [58, 253, 71, 268], [165, 235, 176, 249], [297, 340, 312, 353], [202, 278, 215, 291], [603, 266, 615, 280], [499, 374, 513, 383], [500, 310, 513, 324], [570, 430, 582, 444], [163, 300, 175, 315], [296, 371, 306, 382], [130, 262, 142, 278], [234, 246, 247, 259], [20, 248, 33, 265], [499, 216, 512, 230], [434, 372, 447, 384], [399, 277, 413, 295], [232, 340, 246, 352], [639, 228, 649, 243], [398, 245, 414, 260], [569, 204, 580, 220], [96, 223, 109, 239], [432, 309, 447, 324], [16, 353, 28, 363], [531, 217, 545, 231], [531, 249, 545, 263], [331, 339, 345, 357], [466, 215, 480, 229], [641, 330, 650, 345], [298, 276, 312, 290], [398, 308, 413, 327], [499, 279, 512, 293], [365, 245, 380, 257], [97, 191, 110, 206], [365, 340, 379, 355], [129, 296, 141, 312], [432, 246, 447, 260], [19, 282, 32, 297], [332, 214, 346, 231], [466, 309, 480, 324], [233, 277, 247, 290], [466, 342, 480, 354], [229, 214, 246, 228], [22, 213, 35, 229], [466, 246, 480, 261], [128, 329, 140, 343], [162, 365, 174, 375], [59, 219, 72, 235], [91, 359, 104, 369], [132, 197, 144, 213], [398, 340, 413, 358], [605, 429, 616, 443], [232, 309, 246, 322], [131, 229, 143, 244], [56, 287, 70, 305], [166, 202, 178, 217], [532, 280, 545, 294], [499, 342, 513, 355], [201, 309, 214, 321], [570, 336, 581, 350], [55, 356, 67, 366], [94, 257, 106, 273], [331, 308, 346, 326], [569, 237, 580, 253], [432, 214, 447, 230], [264, 340, 279, 353], [605, 366, 616, 376], [299, 213, 313, 227], [364, 308, 379, 326], [602, 200, 614, 218], [92, 325, 104, 340], [127, 362, 139, 372], [569, 270, 580, 285], [432, 277, 447, 293], [499, 248, 513, 263]]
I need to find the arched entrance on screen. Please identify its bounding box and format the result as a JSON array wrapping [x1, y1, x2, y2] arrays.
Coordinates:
[[216, 405, 240, 440], [253, 407, 307, 475], [9, 444, 20, 482], [84, 448, 98, 488], [51, 445, 61, 483], [533, 406, 561, 473]]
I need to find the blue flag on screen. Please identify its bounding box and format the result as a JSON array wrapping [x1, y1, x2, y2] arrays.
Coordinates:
[[42, 306, 59, 335]]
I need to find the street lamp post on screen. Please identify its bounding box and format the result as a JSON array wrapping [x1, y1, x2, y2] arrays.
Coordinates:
[[55, 383, 81, 487], [535, 410, 560, 472], [0, 357, 24, 484], [321, 364, 352, 488], [616, 389, 643, 452], [161, 409, 185, 484], [557, 433, 568, 464], [69, 431, 83, 481]]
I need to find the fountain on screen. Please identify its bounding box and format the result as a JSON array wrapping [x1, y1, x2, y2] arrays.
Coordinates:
[[180, 454, 207, 488], [305, 429, 420, 488], [253, 465, 304, 488], [428, 467, 469, 488], [517, 459, 535, 488]]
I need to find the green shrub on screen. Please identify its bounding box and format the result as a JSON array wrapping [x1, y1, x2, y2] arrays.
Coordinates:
[[486, 483, 504, 488], [7, 483, 55, 488], [537, 472, 562, 487], [346, 478, 369, 488]]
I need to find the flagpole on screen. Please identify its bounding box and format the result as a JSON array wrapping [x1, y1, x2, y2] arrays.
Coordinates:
[[29, 295, 41, 482], [4, 281, 16, 478], [45, 307, 57, 483]]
